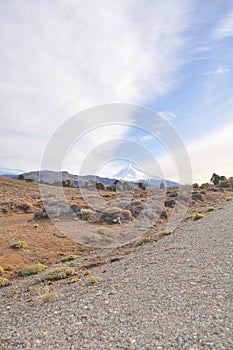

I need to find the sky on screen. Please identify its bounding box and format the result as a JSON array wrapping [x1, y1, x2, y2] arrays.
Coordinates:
[[0, 0, 233, 184]]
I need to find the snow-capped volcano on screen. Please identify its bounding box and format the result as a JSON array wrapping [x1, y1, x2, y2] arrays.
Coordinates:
[[112, 164, 180, 187], [113, 164, 151, 182]]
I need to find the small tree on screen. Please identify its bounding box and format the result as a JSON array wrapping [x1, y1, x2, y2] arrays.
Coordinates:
[[211, 173, 226, 185], [18, 174, 25, 181], [160, 182, 165, 189], [96, 182, 105, 190], [192, 183, 199, 189]]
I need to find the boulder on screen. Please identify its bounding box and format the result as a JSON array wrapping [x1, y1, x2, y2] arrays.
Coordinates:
[[164, 200, 176, 208]]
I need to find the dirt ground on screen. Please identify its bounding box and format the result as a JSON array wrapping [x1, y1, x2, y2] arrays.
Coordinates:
[[1, 177, 233, 279]]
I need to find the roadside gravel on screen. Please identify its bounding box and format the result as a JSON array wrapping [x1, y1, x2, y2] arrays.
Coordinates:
[[0, 200, 232, 349]]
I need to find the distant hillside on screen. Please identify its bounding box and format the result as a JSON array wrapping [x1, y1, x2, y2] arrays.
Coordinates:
[[1, 170, 180, 187], [1, 170, 116, 186]]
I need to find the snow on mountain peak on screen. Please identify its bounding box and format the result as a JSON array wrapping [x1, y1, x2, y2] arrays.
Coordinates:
[[113, 164, 148, 181]]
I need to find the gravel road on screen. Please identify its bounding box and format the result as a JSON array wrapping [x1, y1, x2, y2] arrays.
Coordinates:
[[0, 200, 232, 349]]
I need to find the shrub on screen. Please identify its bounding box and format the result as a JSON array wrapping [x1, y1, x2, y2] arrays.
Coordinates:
[[0, 277, 9, 287], [18, 174, 25, 180], [96, 182, 105, 190], [158, 230, 173, 239], [0, 266, 4, 275], [89, 234, 102, 242], [41, 267, 75, 281], [200, 183, 209, 189], [219, 180, 231, 188], [192, 183, 199, 188], [193, 212, 205, 221], [11, 241, 28, 249], [21, 263, 47, 276], [40, 290, 57, 301], [97, 228, 117, 238], [137, 236, 151, 245], [80, 208, 93, 220], [205, 207, 214, 212], [228, 177, 233, 187], [61, 255, 80, 262], [85, 276, 102, 287]]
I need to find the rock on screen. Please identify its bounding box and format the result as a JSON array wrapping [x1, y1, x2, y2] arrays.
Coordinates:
[[100, 207, 133, 224], [192, 193, 203, 201], [160, 211, 167, 219], [164, 199, 176, 208], [127, 200, 144, 217]]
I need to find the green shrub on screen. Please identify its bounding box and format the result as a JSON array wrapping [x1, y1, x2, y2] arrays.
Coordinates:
[[41, 267, 75, 281], [0, 277, 9, 287], [89, 234, 102, 242], [193, 212, 205, 221], [219, 180, 231, 188], [11, 241, 28, 249], [21, 263, 47, 276], [192, 183, 199, 188], [200, 183, 209, 189], [137, 236, 151, 245], [40, 290, 57, 301], [80, 208, 93, 220], [205, 207, 214, 212], [97, 228, 116, 238], [158, 230, 173, 239], [61, 255, 80, 262], [0, 266, 4, 275], [85, 276, 102, 287]]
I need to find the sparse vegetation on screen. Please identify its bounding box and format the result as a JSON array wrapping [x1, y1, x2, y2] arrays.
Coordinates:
[[0, 277, 9, 287], [200, 183, 209, 189], [85, 276, 102, 287], [11, 241, 28, 249], [97, 227, 116, 238], [80, 208, 93, 220], [205, 207, 214, 212], [193, 212, 205, 221], [137, 236, 151, 245], [219, 179, 231, 188], [0, 266, 4, 275], [18, 174, 25, 181], [158, 230, 173, 239], [40, 290, 57, 301], [61, 254, 80, 262], [41, 267, 75, 281], [21, 263, 47, 276], [89, 234, 102, 242], [192, 183, 199, 188], [211, 173, 226, 186]]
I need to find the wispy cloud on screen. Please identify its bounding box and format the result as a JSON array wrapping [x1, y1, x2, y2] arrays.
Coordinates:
[[0, 0, 192, 171], [214, 10, 233, 40], [203, 66, 230, 76], [157, 120, 233, 184], [157, 111, 178, 122]]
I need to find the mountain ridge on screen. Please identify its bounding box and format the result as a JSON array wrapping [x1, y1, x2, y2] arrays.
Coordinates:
[[1, 169, 180, 187]]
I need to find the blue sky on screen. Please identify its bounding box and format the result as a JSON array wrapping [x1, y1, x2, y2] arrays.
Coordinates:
[[0, 0, 233, 183]]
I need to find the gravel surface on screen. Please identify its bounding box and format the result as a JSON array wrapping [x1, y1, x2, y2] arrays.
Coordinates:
[[0, 200, 232, 349]]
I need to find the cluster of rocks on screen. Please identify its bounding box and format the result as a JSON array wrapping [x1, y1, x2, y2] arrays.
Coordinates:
[[1, 201, 33, 214], [99, 207, 133, 224], [33, 201, 95, 221], [32, 197, 172, 225]]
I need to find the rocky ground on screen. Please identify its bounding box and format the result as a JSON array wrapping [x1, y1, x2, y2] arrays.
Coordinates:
[[0, 176, 233, 279], [0, 184, 232, 349]]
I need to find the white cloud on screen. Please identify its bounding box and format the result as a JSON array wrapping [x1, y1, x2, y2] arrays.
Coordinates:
[[215, 10, 233, 40], [157, 120, 233, 184], [203, 66, 230, 76], [0, 0, 192, 171], [157, 111, 178, 122]]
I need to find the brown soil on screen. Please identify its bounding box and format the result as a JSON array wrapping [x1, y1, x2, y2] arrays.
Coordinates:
[[1, 176, 233, 279]]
